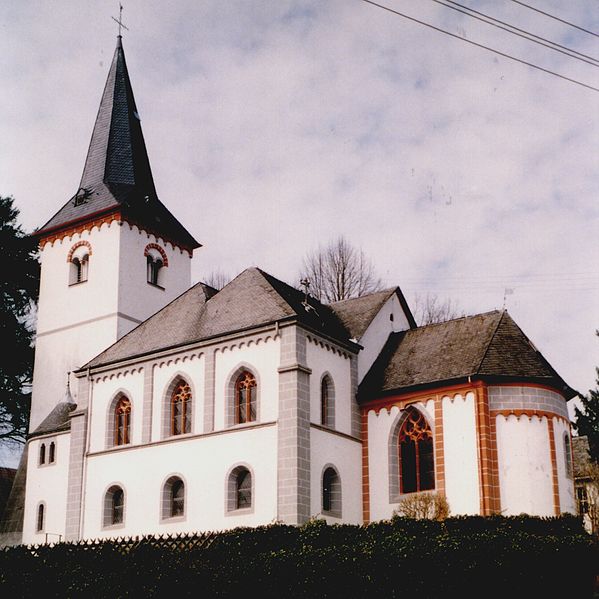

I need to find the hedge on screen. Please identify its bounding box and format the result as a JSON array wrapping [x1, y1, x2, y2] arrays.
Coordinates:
[[0, 515, 596, 598]]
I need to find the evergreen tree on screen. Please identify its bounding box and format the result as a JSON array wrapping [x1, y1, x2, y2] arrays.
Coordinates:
[[0, 196, 39, 444], [574, 331, 599, 462]]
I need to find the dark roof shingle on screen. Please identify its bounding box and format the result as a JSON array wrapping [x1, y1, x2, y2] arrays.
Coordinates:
[[360, 310, 575, 400], [35, 37, 199, 250], [84, 269, 357, 369]]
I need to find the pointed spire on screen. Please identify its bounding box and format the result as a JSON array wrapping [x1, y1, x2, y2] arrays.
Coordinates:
[[79, 36, 156, 195], [63, 372, 75, 405], [35, 37, 200, 251]]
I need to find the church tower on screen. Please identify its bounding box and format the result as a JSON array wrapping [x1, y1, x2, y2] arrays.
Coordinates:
[[30, 36, 200, 431]]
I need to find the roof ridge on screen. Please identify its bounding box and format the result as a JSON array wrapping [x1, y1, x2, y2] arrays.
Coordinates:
[[474, 309, 506, 376], [415, 309, 502, 331], [328, 287, 397, 306]]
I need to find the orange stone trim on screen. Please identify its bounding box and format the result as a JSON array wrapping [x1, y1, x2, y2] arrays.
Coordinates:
[[491, 409, 570, 425], [39, 211, 122, 248], [546, 419, 561, 516], [39, 212, 194, 256], [144, 243, 169, 267], [474, 384, 500, 515], [434, 398, 445, 497], [361, 408, 371, 524], [66, 240, 92, 262]]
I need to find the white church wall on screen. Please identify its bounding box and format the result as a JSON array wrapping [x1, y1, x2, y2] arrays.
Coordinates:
[[496, 414, 554, 516], [306, 336, 352, 435], [82, 424, 277, 539], [442, 392, 480, 515], [36, 225, 122, 335], [309, 427, 362, 524], [357, 294, 411, 382], [553, 417, 576, 514], [213, 336, 280, 431], [151, 354, 205, 441], [117, 225, 192, 338], [22, 433, 71, 545], [89, 369, 145, 452], [31, 224, 125, 431]]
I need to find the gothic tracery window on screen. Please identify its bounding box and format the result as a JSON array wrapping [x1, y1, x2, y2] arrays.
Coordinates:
[[398, 408, 435, 494], [235, 371, 256, 425], [115, 396, 131, 446], [171, 381, 192, 436]]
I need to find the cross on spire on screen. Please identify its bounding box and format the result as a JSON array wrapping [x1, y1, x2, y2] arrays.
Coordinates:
[[111, 3, 129, 37]]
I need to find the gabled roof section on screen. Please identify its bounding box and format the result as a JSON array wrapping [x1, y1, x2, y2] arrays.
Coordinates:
[[329, 287, 416, 340], [84, 268, 356, 370], [35, 37, 199, 250], [29, 401, 77, 439], [360, 310, 576, 400]]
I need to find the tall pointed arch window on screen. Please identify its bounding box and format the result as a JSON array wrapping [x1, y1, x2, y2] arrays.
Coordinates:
[[564, 432, 573, 479], [114, 396, 132, 446], [171, 380, 192, 436], [398, 408, 434, 494], [39, 443, 46, 466], [320, 375, 334, 428], [235, 371, 256, 425]]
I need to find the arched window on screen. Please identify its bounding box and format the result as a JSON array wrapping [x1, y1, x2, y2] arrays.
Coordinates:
[[147, 255, 163, 286], [171, 380, 192, 436], [564, 432, 573, 478], [49, 442, 56, 463], [235, 371, 257, 425], [322, 466, 342, 517], [39, 443, 46, 466], [103, 485, 125, 527], [114, 396, 131, 446], [398, 408, 434, 494], [227, 466, 252, 511], [162, 476, 185, 519], [36, 503, 45, 532], [320, 375, 334, 428], [69, 254, 89, 284]]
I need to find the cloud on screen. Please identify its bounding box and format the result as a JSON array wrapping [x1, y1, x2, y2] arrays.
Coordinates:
[[1, 0, 597, 410]]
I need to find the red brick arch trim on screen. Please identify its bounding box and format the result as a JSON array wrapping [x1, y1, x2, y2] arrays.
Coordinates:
[[66, 240, 92, 262], [144, 243, 169, 267]]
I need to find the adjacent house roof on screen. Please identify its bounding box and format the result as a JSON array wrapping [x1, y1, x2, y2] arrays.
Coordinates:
[[360, 310, 576, 401], [83, 268, 357, 370], [34, 37, 199, 251], [330, 287, 416, 340]]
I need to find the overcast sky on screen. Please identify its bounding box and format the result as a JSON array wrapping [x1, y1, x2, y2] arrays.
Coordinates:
[[1, 1, 597, 463]]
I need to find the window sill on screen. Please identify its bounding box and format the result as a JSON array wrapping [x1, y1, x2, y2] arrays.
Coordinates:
[[69, 280, 88, 287], [102, 523, 126, 531], [160, 515, 186, 524], [147, 282, 165, 290], [226, 507, 254, 517], [322, 510, 342, 519]]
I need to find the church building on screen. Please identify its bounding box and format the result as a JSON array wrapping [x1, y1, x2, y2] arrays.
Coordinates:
[[7, 36, 577, 545]]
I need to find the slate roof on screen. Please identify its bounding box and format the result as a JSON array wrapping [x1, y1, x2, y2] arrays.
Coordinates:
[[35, 37, 199, 250], [84, 268, 358, 370], [28, 401, 77, 439], [330, 288, 416, 340], [360, 310, 576, 400]]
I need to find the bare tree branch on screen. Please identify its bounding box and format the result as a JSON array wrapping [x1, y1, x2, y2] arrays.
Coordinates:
[[412, 292, 463, 326], [299, 236, 383, 302], [202, 270, 232, 291]]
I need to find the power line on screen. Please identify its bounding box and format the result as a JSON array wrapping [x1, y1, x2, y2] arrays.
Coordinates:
[[432, 0, 599, 67], [509, 0, 599, 38], [359, 0, 599, 93]]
